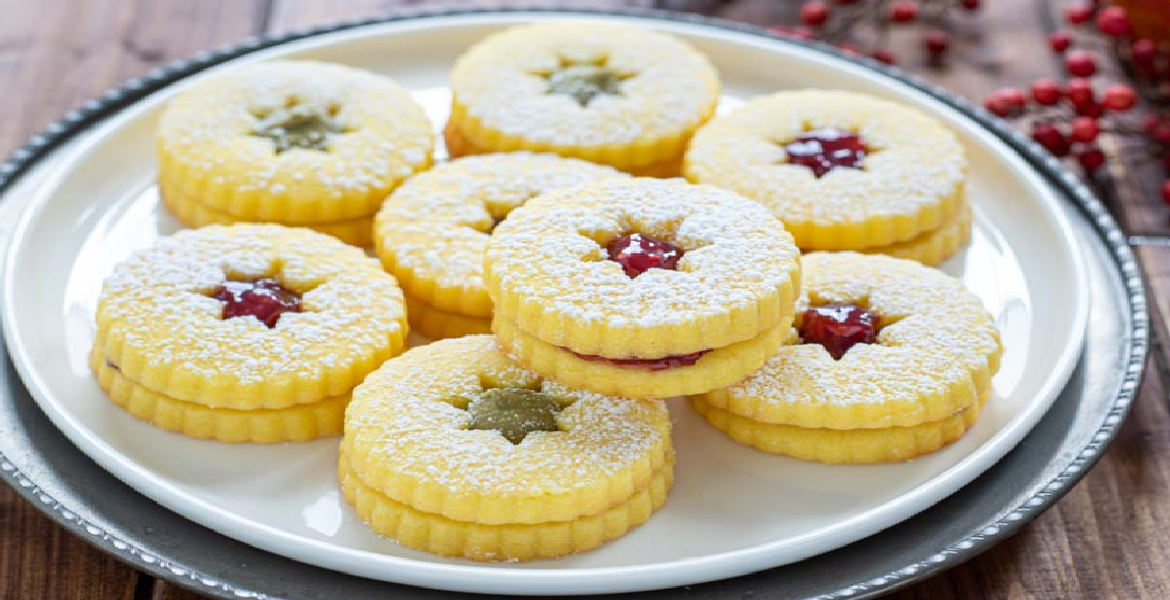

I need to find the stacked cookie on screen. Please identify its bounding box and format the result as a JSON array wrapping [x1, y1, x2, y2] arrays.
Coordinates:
[[685, 90, 972, 265], [157, 61, 434, 247], [446, 21, 721, 176], [91, 225, 408, 443], [689, 253, 1003, 464], [373, 153, 626, 340], [484, 177, 802, 398], [340, 336, 673, 560]]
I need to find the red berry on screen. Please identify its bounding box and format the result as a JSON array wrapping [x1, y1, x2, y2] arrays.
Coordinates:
[[1076, 147, 1106, 172], [606, 233, 685, 278], [1151, 122, 1170, 145], [1048, 31, 1073, 53], [799, 304, 879, 360], [1075, 100, 1105, 118], [1143, 115, 1162, 135], [1096, 6, 1132, 37], [801, 1, 831, 26], [1065, 50, 1098, 77], [924, 30, 950, 55], [1070, 116, 1100, 143], [872, 49, 898, 65], [1162, 180, 1170, 205], [1132, 39, 1158, 65], [1066, 78, 1095, 106], [1065, 5, 1093, 24], [984, 87, 1027, 117], [890, 1, 919, 23], [960, 0, 980, 10], [1032, 122, 1069, 156], [212, 278, 302, 328], [1103, 84, 1137, 111], [784, 128, 868, 177], [1030, 78, 1062, 105]]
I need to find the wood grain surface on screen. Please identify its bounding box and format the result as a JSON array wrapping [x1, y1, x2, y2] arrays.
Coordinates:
[[2, 1, 1168, 599]]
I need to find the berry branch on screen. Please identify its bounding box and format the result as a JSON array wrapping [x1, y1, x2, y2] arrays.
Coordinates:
[[773, 0, 983, 66], [983, 3, 1170, 203]]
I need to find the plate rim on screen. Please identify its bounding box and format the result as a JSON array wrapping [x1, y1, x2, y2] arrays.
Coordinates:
[[0, 5, 1148, 600]]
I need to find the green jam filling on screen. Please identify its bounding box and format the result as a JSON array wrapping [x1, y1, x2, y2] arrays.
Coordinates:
[[546, 64, 628, 107], [467, 388, 562, 444], [251, 104, 344, 154]]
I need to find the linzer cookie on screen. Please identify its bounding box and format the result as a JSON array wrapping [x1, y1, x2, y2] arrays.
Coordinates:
[[157, 60, 433, 246], [860, 204, 973, 267], [484, 178, 801, 398], [685, 90, 969, 261], [374, 153, 626, 340], [92, 224, 408, 442], [690, 252, 1001, 464], [341, 336, 673, 561], [445, 21, 720, 176]]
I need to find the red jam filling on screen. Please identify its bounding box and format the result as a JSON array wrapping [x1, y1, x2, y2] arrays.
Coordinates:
[[800, 304, 879, 359], [606, 233, 685, 278], [783, 128, 868, 178], [574, 349, 710, 371], [211, 278, 302, 328]]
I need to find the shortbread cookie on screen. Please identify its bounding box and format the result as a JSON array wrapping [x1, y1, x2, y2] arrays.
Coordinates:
[[691, 391, 988, 464], [404, 294, 491, 340], [693, 252, 1001, 431], [685, 90, 966, 251], [375, 153, 625, 319], [340, 447, 672, 561], [485, 178, 801, 398], [158, 60, 432, 231], [446, 22, 720, 175], [163, 191, 374, 248], [93, 224, 408, 411], [861, 203, 972, 266], [343, 336, 673, 526], [92, 349, 347, 443]]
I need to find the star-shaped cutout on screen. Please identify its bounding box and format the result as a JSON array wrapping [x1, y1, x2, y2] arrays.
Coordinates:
[[532, 55, 635, 107]]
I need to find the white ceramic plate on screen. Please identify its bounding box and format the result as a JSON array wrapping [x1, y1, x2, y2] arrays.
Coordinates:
[[2, 12, 1087, 596]]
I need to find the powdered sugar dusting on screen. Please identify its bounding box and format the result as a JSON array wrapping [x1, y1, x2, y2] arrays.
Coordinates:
[[98, 225, 406, 396], [686, 90, 965, 229], [485, 178, 801, 330], [345, 336, 670, 495], [157, 60, 432, 214], [711, 252, 1001, 416], [451, 22, 720, 147], [376, 153, 627, 299]]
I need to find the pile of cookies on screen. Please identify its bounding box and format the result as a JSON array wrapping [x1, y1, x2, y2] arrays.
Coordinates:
[[90, 21, 1002, 562]]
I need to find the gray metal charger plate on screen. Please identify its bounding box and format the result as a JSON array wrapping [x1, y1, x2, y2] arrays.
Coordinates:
[[0, 6, 1147, 600]]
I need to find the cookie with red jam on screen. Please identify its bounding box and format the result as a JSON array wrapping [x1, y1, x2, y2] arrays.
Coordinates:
[[92, 224, 408, 442], [446, 21, 720, 176], [689, 252, 1002, 464], [341, 336, 673, 561], [374, 153, 626, 340], [684, 90, 969, 260], [484, 178, 801, 399], [157, 60, 433, 246]]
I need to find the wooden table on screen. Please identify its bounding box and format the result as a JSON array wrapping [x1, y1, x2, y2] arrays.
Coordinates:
[[2, 1, 1168, 598]]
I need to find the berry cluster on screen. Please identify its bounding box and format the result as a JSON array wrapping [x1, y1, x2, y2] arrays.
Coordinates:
[[985, 3, 1170, 203], [773, 0, 982, 66]]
